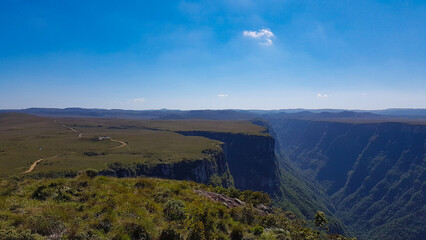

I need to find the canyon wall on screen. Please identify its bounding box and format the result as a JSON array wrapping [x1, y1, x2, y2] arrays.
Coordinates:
[[270, 118, 426, 240]]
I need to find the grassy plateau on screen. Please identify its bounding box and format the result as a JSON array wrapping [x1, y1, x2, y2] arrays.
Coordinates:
[[0, 113, 265, 178]]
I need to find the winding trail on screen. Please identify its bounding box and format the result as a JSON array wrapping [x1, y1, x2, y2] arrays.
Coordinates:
[[23, 121, 127, 173], [110, 139, 127, 149], [23, 155, 61, 173], [62, 124, 84, 138]]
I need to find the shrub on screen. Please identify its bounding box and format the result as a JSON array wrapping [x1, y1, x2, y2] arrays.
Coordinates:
[[241, 207, 255, 225], [230, 225, 244, 240], [230, 207, 242, 222], [122, 222, 150, 240], [154, 190, 171, 203], [314, 211, 329, 231], [134, 179, 155, 189], [253, 225, 264, 236], [26, 214, 62, 236], [0, 227, 44, 240], [188, 221, 205, 240], [31, 185, 52, 200], [209, 174, 222, 187], [259, 230, 278, 240], [85, 169, 99, 178], [159, 228, 183, 240], [0, 180, 17, 196], [31, 183, 74, 202], [96, 217, 112, 233], [163, 199, 186, 221], [189, 206, 218, 240], [83, 152, 99, 156], [241, 190, 271, 207], [260, 214, 279, 228], [217, 220, 228, 232], [57, 186, 76, 201]]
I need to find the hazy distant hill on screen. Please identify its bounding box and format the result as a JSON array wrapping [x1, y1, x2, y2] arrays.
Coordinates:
[[0, 108, 258, 120], [2, 107, 426, 120], [365, 108, 426, 117]]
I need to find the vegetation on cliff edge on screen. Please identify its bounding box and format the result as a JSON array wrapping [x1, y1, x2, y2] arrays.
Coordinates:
[[0, 174, 355, 240]]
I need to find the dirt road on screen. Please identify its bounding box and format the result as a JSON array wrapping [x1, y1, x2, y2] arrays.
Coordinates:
[[23, 155, 61, 173], [110, 139, 127, 149], [62, 124, 84, 138], [23, 122, 127, 173]]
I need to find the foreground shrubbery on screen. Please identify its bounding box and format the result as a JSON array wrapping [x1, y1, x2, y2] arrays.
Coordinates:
[[0, 175, 356, 240]]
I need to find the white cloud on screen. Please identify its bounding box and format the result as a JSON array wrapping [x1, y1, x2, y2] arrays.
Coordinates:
[[133, 98, 145, 103], [259, 38, 272, 46], [361, 92, 367, 96], [218, 94, 228, 97], [243, 28, 274, 46], [317, 93, 328, 98]]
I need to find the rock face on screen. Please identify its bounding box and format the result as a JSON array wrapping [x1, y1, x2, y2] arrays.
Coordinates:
[[100, 148, 229, 184], [270, 118, 426, 240], [178, 131, 281, 194]]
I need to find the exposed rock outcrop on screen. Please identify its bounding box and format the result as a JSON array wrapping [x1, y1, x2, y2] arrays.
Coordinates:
[[100, 148, 230, 185], [194, 189, 272, 215], [177, 131, 281, 194]]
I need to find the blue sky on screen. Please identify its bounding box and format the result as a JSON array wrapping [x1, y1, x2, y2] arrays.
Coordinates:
[[0, 0, 425, 110]]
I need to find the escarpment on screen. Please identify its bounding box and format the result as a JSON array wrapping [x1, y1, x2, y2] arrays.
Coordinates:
[[177, 131, 281, 194], [270, 118, 426, 240], [100, 148, 231, 186], [99, 130, 281, 194]]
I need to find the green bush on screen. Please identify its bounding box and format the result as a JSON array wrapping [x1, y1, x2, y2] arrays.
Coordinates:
[[0, 180, 17, 196], [154, 190, 171, 203], [163, 199, 186, 221], [85, 168, 99, 178], [188, 221, 205, 240], [31, 185, 52, 200], [0, 227, 44, 240], [26, 214, 62, 236], [159, 228, 183, 240], [83, 152, 99, 157], [134, 179, 155, 189], [230, 225, 244, 240], [54, 186, 73, 201], [314, 211, 329, 231], [31, 184, 74, 202], [217, 220, 228, 232], [96, 217, 112, 233], [240, 190, 271, 207], [230, 207, 242, 222], [122, 222, 150, 240], [189, 206, 218, 240], [253, 225, 264, 236], [209, 174, 222, 187], [241, 207, 255, 225]]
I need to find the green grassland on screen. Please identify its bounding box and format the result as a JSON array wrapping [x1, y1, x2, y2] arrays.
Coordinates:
[[0, 175, 355, 240], [0, 113, 266, 178], [58, 117, 268, 135]]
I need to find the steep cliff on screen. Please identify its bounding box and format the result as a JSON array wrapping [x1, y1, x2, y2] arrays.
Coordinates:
[[270, 118, 426, 240], [99, 148, 233, 186], [177, 131, 281, 194], [98, 130, 281, 194]]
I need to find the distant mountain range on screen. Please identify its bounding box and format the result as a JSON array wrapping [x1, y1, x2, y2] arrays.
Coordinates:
[[1, 107, 426, 120]]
